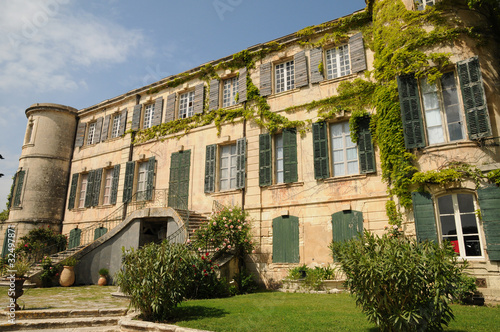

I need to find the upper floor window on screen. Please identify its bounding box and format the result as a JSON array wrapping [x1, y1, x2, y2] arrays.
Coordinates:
[[111, 113, 122, 138], [102, 168, 114, 205], [325, 45, 350, 80], [143, 104, 154, 129], [24, 119, 35, 145], [223, 77, 239, 108], [86, 122, 97, 145], [275, 60, 295, 93], [415, 0, 435, 10], [179, 91, 195, 119], [78, 173, 88, 208]]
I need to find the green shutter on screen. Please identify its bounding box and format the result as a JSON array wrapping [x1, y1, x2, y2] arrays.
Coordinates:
[[68, 173, 79, 210], [8, 173, 18, 209], [272, 215, 300, 263], [92, 168, 103, 207], [357, 117, 376, 174], [283, 128, 298, 183], [84, 170, 95, 208], [331, 210, 364, 242], [477, 186, 500, 261], [110, 165, 120, 205], [94, 227, 108, 240], [168, 150, 190, 210], [457, 57, 491, 140], [13, 170, 25, 208], [123, 161, 135, 203], [397, 74, 425, 149], [236, 138, 246, 189], [131, 104, 142, 130], [204, 145, 216, 193], [209, 79, 220, 111], [312, 122, 330, 179], [259, 134, 272, 187], [412, 191, 438, 242], [68, 228, 81, 249], [2, 229, 9, 258], [146, 157, 155, 201]]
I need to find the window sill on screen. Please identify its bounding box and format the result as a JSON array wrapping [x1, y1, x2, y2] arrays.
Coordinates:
[[323, 173, 367, 183], [95, 204, 116, 209], [419, 140, 477, 154], [209, 189, 243, 197], [266, 182, 304, 190], [22, 143, 34, 149], [267, 88, 301, 100], [319, 73, 358, 86]]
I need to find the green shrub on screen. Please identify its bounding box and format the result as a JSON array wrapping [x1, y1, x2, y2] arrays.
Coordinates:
[[330, 231, 468, 331], [116, 241, 196, 321], [286, 265, 340, 291], [453, 273, 478, 305], [99, 268, 109, 276], [40, 256, 61, 287], [187, 252, 228, 299], [230, 268, 258, 295]]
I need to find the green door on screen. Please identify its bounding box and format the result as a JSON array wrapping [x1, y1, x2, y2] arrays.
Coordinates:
[[331, 210, 363, 242], [272, 216, 300, 263], [168, 150, 191, 210]]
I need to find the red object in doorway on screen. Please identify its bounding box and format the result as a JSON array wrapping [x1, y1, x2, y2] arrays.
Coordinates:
[[450, 240, 460, 254]]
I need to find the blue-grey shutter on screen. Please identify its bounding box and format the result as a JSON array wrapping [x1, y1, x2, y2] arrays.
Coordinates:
[[13, 170, 25, 208], [259, 133, 272, 186], [146, 157, 155, 201], [75, 122, 87, 147], [349, 32, 367, 73], [310, 47, 324, 84], [123, 161, 135, 203], [94, 117, 103, 143], [236, 138, 246, 189], [204, 144, 216, 193], [294, 50, 308, 88], [165, 93, 176, 122], [119, 109, 128, 136], [397, 74, 425, 149], [260, 62, 272, 97], [193, 83, 205, 115], [110, 164, 120, 205], [151, 97, 164, 127], [84, 170, 95, 208], [209, 79, 220, 111], [332, 210, 364, 242], [8, 173, 18, 209], [131, 104, 142, 130], [68, 173, 79, 210], [92, 168, 103, 207], [457, 57, 491, 140], [238, 67, 247, 103], [357, 117, 376, 174], [283, 128, 298, 183], [68, 228, 81, 249], [312, 122, 330, 179], [412, 191, 438, 242], [477, 185, 500, 261], [101, 115, 110, 142], [272, 216, 300, 263]]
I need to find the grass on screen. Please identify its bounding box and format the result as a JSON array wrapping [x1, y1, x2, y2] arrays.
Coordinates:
[[1, 286, 499, 331]]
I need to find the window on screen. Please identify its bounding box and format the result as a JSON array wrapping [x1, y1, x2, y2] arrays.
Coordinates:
[[205, 139, 246, 193], [143, 104, 154, 129], [325, 45, 350, 79], [24, 119, 34, 145], [102, 168, 114, 205], [122, 157, 155, 203], [437, 193, 482, 258], [179, 91, 195, 119], [9, 170, 26, 208], [111, 113, 121, 138], [78, 174, 88, 208], [415, 0, 435, 10], [272, 215, 299, 263], [275, 60, 295, 93], [331, 122, 358, 176], [86, 122, 96, 145], [259, 129, 297, 186], [222, 77, 239, 108], [136, 162, 149, 201]]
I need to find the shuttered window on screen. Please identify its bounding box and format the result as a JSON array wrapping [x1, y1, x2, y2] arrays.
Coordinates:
[[272, 215, 300, 263], [275, 60, 295, 93], [75, 122, 87, 147], [143, 104, 154, 129], [102, 168, 114, 205], [331, 122, 358, 176], [223, 77, 238, 107], [326, 45, 350, 79], [94, 227, 108, 240], [78, 174, 88, 208], [412, 191, 438, 242], [168, 150, 191, 210], [235, 138, 246, 189], [397, 74, 425, 149], [259, 134, 272, 187], [86, 122, 97, 145], [205, 139, 246, 193], [12, 170, 25, 208], [123, 161, 135, 203], [111, 113, 121, 138], [68, 173, 79, 210], [260, 130, 297, 186], [91, 168, 103, 207], [110, 164, 120, 205], [312, 122, 330, 179], [204, 145, 216, 193], [331, 210, 363, 242], [220, 144, 237, 191], [477, 186, 500, 261], [179, 91, 195, 118], [357, 117, 376, 174], [68, 228, 81, 249]]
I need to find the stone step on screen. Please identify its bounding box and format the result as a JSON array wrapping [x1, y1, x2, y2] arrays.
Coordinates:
[[0, 316, 120, 331], [0, 308, 127, 320], [21, 327, 119, 332]]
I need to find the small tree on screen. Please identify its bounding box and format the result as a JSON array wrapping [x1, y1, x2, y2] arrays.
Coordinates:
[[330, 231, 469, 331]]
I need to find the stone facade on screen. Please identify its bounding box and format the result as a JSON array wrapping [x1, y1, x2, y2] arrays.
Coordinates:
[[2, 0, 500, 300]]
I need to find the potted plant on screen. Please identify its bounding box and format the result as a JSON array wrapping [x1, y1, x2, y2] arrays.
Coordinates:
[[98, 268, 109, 286], [59, 257, 78, 287], [6, 255, 32, 310]]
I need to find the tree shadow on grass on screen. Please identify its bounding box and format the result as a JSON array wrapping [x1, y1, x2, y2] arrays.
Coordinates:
[[167, 305, 228, 323]]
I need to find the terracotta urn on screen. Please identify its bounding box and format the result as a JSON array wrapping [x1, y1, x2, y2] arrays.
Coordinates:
[[59, 266, 75, 287], [98, 275, 107, 286]]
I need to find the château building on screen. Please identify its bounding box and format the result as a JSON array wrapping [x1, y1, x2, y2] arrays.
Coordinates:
[[2, 0, 500, 301]]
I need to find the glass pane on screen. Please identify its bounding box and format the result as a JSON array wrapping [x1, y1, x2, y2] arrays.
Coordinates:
[[420, 78, 437, 94], [438, 195, 454, 214], [346, 147, 357, 161], [345, 135, 356, 148], [347, 161, 359, 175], [276, 159, 283, 172], [230, 166, 236, 177], [423, 92, 439, 110], [425, 109, 442, 127], [427, 126, 444, 145], [443, 236, 460, 254], [442, 87, 459, 108], [220, 157, 228, 168], [230, 178, 236, 189], [464, 235, 481, 256], [220, 169, 228, 178], [457, 193, 474, 213], [334, 164, 344, 176], [332, 137, 343, 149], [220, 179, 228, 191], [230, 155, 237, 167], [276, 147, 283, 160], [448, 122, 463, 141], [440, 215, 457, 236], [440, 72, 455, 89], [460, 213, 478, 234], [333, 150, 344, 162], [276, 172, 284, 184], [331, 123, 342, 137]]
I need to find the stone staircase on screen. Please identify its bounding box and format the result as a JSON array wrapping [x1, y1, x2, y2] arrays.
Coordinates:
[[175, 210, 209, 241], [26, 245, 86, 278]]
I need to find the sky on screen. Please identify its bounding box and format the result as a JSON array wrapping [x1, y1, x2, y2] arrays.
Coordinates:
[[0, 0, 367, 208]]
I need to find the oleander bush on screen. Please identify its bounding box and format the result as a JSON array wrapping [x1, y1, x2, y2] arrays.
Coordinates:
[[330, 231, 470, 331]]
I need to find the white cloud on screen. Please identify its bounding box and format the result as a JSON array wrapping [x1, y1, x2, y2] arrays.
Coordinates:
[[0, 0, 146, 92]]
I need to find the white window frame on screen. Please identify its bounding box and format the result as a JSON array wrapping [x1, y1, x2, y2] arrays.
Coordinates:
[[415, 0, 435, 10], [179, 91, 195, 119], [111, 113, 121, 138], [436, 193, 484, 259], [275, 60, 295, 93], [136, 162, 148, 201], [222, 77, 238, 108], [219, 144, 237, 191], [143, 104, 154, 129], [102, 168, 114, 205], [275, 133, 284, 184], [419, 72, 465, 145], [330, 122, 359, 176], [86, 122, 96, 145], [325, 45, 351, 80], [78, 174, 88, 208]]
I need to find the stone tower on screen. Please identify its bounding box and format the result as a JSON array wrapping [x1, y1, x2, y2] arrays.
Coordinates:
[[3, 103, 78, 243]]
